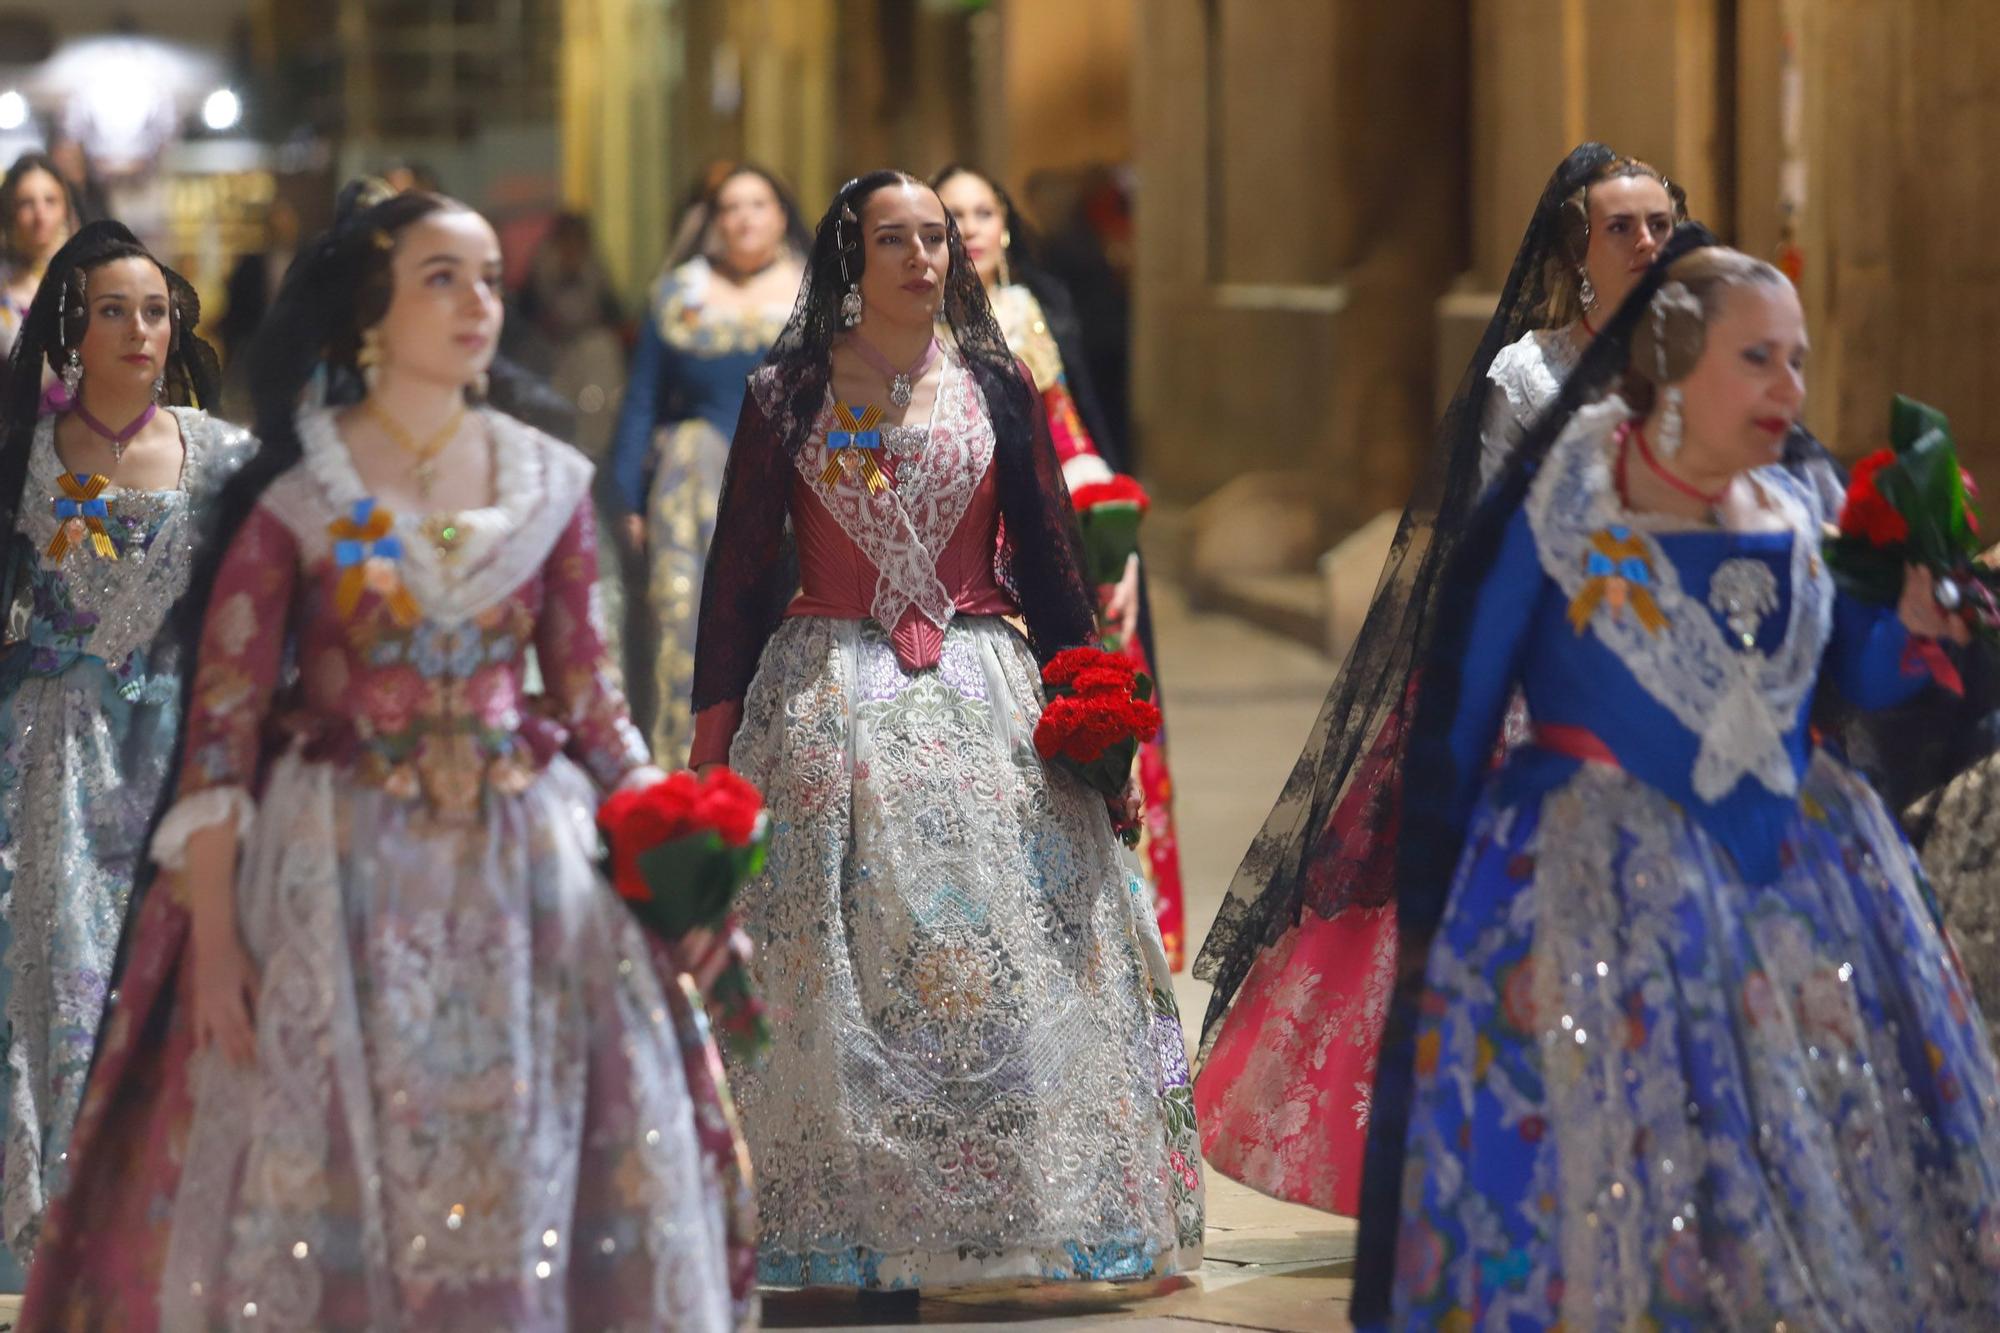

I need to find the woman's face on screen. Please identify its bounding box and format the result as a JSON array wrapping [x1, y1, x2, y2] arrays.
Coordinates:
[[854, 181, 950, 329], [1675, 279, 1808, 476], [1584, 175, 1675, 315], [713, 173, 787, 271], [74, 256, 172, 398], [12, 167, 70, 261], [372, 209, 504, 392], [937, 172, 1006, 288]]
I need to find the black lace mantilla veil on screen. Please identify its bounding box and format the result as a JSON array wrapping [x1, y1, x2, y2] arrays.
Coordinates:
[[688, 171, 1098, 718], [1349, 220, 1720, 1322], [1190, 144, 1629, 1047]]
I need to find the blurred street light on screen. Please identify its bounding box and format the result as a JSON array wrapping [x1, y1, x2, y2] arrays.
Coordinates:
[[202, 88, 240, 133], [0, 91, 25, 132]]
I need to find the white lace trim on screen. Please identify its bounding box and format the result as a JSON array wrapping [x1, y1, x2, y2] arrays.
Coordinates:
[[785, 348, 996, 635], [1525, 399, 1832, 803], [150, 785, 257, 870], [1480, 326, 1585, 487], [266, 407, 593, 627]]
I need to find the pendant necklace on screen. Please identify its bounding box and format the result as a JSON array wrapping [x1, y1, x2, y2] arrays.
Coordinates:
[[849, 332, 941, 409], [363, 398, 465, 501], [71, 400, 158, 464]]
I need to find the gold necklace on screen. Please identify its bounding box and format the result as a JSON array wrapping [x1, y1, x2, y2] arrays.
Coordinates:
[[362, 398, 464, 499]]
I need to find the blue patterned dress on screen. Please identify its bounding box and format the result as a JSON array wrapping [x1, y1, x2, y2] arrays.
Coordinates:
[[608, 257, 794, 764], [0, 407, 254, 1282], [1375, 401, 2000, 1331]]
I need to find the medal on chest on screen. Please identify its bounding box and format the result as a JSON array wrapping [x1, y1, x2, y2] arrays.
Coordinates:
[[820, 402, 890, 494]]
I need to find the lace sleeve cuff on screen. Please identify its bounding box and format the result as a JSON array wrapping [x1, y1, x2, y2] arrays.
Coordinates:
[[150, 786, 257, 871]]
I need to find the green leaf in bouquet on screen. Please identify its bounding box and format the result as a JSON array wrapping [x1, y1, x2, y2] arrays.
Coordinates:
[[1078, 506, 1143, 589], [1888, 395, 1977, 556], [1890, 394, 1951, 454], [1134, 671, 1155, 704], [634, 830, 762, 934]]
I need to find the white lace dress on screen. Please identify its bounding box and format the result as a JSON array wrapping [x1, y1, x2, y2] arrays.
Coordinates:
[[711, 356, 1205, 1290]]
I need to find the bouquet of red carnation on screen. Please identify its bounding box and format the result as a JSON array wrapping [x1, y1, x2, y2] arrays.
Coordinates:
[[598, 768, 772, 1063], [1825, 395, 2000, 691], [1034, 646, 1163, 845]]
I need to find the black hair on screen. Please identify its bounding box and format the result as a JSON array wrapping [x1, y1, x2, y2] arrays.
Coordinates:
[[667, 162, 813, 271], [0, 153, 80, 266], [760, 169, 1034, 463], [0, 220, 220, 560]]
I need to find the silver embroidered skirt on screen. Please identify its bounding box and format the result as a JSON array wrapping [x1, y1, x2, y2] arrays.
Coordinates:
[[156, 751, 741, 1330], [728, 615, 1204, 1290], [1915, 754, 2000, 1059], [1386, 752, 2000, 1330]]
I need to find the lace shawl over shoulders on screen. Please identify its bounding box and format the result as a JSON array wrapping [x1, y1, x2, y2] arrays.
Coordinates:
[[1525, 400, 1832, 803], [261, 406, 594, 627]]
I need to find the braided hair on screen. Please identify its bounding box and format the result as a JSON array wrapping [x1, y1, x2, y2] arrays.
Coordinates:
[[0, 219, 220, 558]]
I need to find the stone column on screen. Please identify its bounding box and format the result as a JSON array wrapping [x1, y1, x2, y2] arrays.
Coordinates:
[[1131, 0, 1466, 532]]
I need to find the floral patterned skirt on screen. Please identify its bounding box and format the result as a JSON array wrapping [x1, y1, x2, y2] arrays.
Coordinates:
[[1193, 904, 1391, 1216], [642, 419, 728, 767], [1381, 752, 2000, 1331], [20, 751, 751, 1331], [0, 650, 177, 1285], [728, 615, 1205, 1291]]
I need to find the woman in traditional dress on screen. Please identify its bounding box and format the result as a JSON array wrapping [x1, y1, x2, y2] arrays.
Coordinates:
[[1354, 229, 2000, 1330], [19, 187, 754, 1331], [1191, 144, 1684, 1216], [932, 162, 1187, 967], [0, 221, 252, 1287], [0, 155, 78, 389], [609, 165, 807, 762], [690, 169, 1203, 1294]]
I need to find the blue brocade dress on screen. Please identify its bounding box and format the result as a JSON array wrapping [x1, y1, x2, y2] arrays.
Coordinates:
[[1378, 401, 2000, 1331], [608, 258, 792, 764], [0, 408, 254, 1282]]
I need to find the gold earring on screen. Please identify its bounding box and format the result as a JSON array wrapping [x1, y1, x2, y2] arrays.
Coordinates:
[[358, 327, 383, 390]]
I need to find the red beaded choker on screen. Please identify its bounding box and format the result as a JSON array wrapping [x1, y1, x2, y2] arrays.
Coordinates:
[[1616, 420, 1730, 511]]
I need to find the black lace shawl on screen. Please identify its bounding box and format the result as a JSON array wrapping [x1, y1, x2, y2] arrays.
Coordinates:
[[1350, 221, 1720, 1322], [1191, 144, 1632, 1047]]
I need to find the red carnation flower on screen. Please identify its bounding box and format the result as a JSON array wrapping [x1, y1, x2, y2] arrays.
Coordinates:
[[1839, 449, 1910, 547], [1069, 475, 1151, 514]]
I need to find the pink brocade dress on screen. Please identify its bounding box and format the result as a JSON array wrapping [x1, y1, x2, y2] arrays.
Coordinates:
[[20, 410, 754, 1332]]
